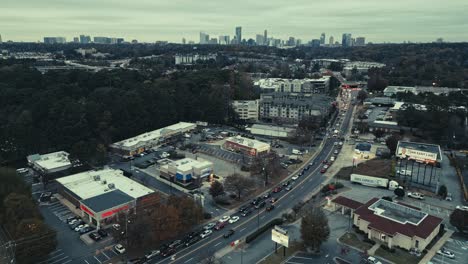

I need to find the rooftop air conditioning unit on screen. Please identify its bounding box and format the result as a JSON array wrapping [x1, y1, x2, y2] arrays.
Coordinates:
[[108, 183, 115, 189], [101, 180, 107, 185], [93, 175, 101, 181]]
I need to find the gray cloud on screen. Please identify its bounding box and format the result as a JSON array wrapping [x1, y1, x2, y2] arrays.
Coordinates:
[[0, 0, 467, 43]]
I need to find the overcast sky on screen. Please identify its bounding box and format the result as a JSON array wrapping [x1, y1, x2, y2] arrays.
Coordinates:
[[1, 0, 467, 43]]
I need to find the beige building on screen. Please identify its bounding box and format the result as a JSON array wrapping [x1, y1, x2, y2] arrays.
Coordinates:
[[159, 158, 213, 186], [232, 100, 259, 121], [333, 196, 442, 251]]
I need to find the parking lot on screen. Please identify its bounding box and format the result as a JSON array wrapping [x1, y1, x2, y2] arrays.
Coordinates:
[[47, 201, 77, 223], [38, 248, 72, 264], [82, 246, 120, 264], [430, 238, 468, 264]]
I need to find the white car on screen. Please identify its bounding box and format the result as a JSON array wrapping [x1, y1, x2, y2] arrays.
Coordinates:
[[74, 224, 85, 232], [437, 248, 455, 259], [203, 222, 216, 230], [291, 175, 299, 181], [330, 156, 335, 162], [397, 170, 412, 176], [456, 205, 468, 211], [408, 192, 424, 200], [219, 216, 231, 223], [339, 142, 343, 146], [228, 216, 240, 224], [200, 230, 212, 238], [366, 256, 382, 264], [160, 152, 170, 158], [114, 244, 126, 254]]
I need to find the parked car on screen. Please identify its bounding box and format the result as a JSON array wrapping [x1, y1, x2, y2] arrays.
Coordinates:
[[229, 216, 240, 224], [114, 244, 126, 254], [397, 170, 412, 176], [320, 168, 327, 173], [70, 221, 84, 230], [334, 150, 339, 155], [74, 224, 86, 232], [262, 192, 271, 199], [330, 156, 335, 162], [455, 205, 468, 211], [89, 232, 101, 241], [366, 256, 382, 264], [238, 205, 249, 213], [168, 240, 182, 249], [266, 205, 275, 211], [437, 248, 455, 259], [291, 175, 299, 181], [223, 229, 235, 238], [200, 230, 213, 238], [270, 198, 277, 203], [219, 215, 231, 223], [112, 224, 121, 230], [241, 209, 252, 217], [445, 193, 452, 201], [97, 229, 108, 237], [408, 192, 425, 200], [66, 216, 79, 224], [160, 247, 176, 257], [184, 236, 200, 247], [285, 186, 292, 191], [273, 186, 282, 193], [214, 221, 226, 230], [79, 226, 94, 234]]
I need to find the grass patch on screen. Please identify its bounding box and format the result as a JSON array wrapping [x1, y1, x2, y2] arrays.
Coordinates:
[[375, 247, 421, 264], [257, 241, 305, 264], [338, 232, 373, 252]]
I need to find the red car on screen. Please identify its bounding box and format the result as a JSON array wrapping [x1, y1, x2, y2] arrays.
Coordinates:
[[322, 160, 327, 164], [214, 221, 226, 230], [320, 168, 327, 173], [273, 186, 282, 193]]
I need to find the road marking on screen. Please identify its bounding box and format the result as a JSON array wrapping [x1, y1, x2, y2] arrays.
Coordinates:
[[46, 253, 64, 260], [84, 260, 90, 264], [93, 256, 102, 263], [101, 251, 110, 260], [214, 242, 222, 247], [239, 227, 246, 232], [184, 258, 193, 263], [61, 260, 72, 264], [49, 256, 69, 264]]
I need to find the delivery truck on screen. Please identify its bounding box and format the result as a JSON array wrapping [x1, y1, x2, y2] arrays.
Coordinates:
[[350, 174, 399, 190]]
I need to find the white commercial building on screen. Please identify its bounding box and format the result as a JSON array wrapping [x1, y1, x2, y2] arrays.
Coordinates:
[[27, 151, 72, 174], [110, 122, 196, 156], [160, 158, 213, 185], [343, 61, 386, 77], [174, 54, 217, 65], [56, 168, 156, 229], [224, 136, 271, 156], [249, 124, 296, 138], [232, 100, 259, 121], [383, 86, 468, 97], [254, 77, 331, 94]]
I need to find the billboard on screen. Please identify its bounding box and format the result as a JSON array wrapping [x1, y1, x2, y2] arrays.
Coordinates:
[[272, 226, 289, 247], [397, 147, 437, 163]]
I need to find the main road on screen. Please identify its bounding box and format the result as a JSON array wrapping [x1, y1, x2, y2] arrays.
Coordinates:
[[150, 90, 356, 264]]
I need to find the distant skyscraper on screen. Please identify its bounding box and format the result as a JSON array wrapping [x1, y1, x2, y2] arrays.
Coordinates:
[[329, 36, 334, 45], [235, 26, 242, 44], [79, 35, 91, 44], [256, 34, 264, 46], [342, 33, 352, 47], [287, 37, 295, 46], [355, 37, 366, 46], [73, 37, 79, 43], [182, 38, 186, 44], [94, 36, 111, 44], [311, 39, 321, 47], [264, 30, 268, 45], [209, 38, 218, 44], [199, 32, 209, 44], [218, 35, 230, 45], [320, 33, 326, 45], [0, 34, 2, 44]]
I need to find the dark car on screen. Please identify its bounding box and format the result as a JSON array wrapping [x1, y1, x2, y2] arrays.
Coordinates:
[[160, 248, 176, 257], [185, 236, 201, 247], [168, 240, 182, 249], [223, 229, 235, 238], [266, 205, 275, 211], [238, 205, 248, 213], [80, 226, 94, 234], [214, 221, 226, 230], [89, 232, 101, 241], [273, 186, 282, 193], [262, 192, 271, 199], [241, 209, 252, 217], [255, 201, 266, 209], [66, 216, 79, 224], [97, 229, 108, 237]]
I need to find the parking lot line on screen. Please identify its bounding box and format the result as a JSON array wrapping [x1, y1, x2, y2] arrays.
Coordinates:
[[61, 260, 72, 264], [101, 251, 110, 260], [49, 256, 69, 264], [93, 256, 102, 263], [84, 260, 90, 264]]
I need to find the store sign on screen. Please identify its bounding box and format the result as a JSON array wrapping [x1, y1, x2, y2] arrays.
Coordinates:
[[80, 204, 95, 217], [397, 147, 437, 163], [101, 204, 129, 218], [272, 226, 289, 247]]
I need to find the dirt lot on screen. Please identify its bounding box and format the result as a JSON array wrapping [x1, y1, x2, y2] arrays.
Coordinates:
[[335, 159, 393, 180]]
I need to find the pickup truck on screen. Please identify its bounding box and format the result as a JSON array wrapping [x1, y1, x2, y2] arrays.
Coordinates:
[[407, 192, 424, 200]]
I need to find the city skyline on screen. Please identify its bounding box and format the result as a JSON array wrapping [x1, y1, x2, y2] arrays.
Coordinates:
[[1, 0, 467, 43]]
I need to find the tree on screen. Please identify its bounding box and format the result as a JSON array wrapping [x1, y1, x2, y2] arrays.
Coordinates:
[[385, 135, 400, 154], [373, 129, 385, 139], [301, 207, 330, 253], [449, 209, 468, 233], [437, 185, 448, 198], [394, 187, 405, 198], [209, 180, 225, 198], [223, 174, 254, 200]]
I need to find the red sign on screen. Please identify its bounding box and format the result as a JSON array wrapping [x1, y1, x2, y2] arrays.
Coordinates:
[[80, 204, 95, 217], [101, 204, 129, 218]]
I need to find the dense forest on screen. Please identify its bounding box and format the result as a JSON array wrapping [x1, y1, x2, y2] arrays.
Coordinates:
[[0, 60, 256, 165]]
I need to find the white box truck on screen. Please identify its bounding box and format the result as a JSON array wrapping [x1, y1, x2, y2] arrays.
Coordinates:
[[350, 174, 399, 190]]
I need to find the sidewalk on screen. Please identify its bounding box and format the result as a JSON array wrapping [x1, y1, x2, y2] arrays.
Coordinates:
[[418, 229, 454, 264]]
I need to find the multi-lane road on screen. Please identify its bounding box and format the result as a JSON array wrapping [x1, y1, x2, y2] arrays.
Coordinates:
[[149, 91, 356, 264]]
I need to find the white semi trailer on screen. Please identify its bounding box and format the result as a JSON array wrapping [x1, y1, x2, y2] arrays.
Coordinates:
[[350, 174, 399, 190]]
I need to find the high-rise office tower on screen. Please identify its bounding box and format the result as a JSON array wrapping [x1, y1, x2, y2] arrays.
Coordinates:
[[43, 37, 66, 44], [256, 34, 264, 46], [73, 37, 79, 43], [218, 35, 230, 45], [329, 36, 334, 45], [355, 37, 366, 46], [320, 33, 326, 45], [264, 30, 267, 45], [199, 32, 209, 44], [235, 26, 242, 44], [182, 38, 186, 44], [342, 33, 352, 47], [0, 34, 2, 44]]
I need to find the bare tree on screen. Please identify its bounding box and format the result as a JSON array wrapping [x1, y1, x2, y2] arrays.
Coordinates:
[[223, 173, 255, 200]]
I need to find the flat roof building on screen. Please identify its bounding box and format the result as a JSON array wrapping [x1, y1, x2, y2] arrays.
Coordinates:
[[160, 158, 213, 186], [383, 86, 468, 97], [249, 124, 296, 138], [232, 100, 259, 122], [224, 136, 270, 156], [110, 122, 196, 156], [396, 141, 442, 164], [56, 168, 155, 229], [27, 151, 72, 174]]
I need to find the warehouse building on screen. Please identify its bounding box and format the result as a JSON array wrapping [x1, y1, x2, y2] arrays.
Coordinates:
[[27, 151, 72, 174], [159, 158, 213, 186], [110, 122, 196, 156], [249, 124, 296, 138], [56, 168, 156, 229], [224, 136, 271, 156]]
